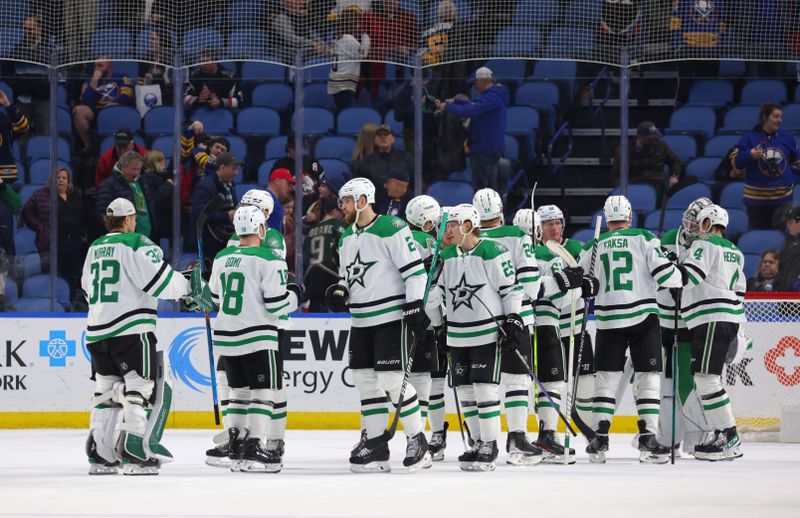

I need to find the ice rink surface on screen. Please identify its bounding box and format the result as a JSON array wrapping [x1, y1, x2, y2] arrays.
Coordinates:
[[1, 429, 798, 518]]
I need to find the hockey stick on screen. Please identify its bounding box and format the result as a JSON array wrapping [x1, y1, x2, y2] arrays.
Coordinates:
[[447, 353, 468, 449], [469, 291, 577, 438], [657, 176, 699, 236], [382, 212, 449, 442], [195, 193, 228, 426], [671, 288, 681, 465]]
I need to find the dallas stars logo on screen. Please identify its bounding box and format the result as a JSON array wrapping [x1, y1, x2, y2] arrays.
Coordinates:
[[449, 273, 484, 311], [345, 251, 377, 288]]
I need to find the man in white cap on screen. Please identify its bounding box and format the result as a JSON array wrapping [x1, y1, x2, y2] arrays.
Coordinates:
[[435, 66, 509, 192]]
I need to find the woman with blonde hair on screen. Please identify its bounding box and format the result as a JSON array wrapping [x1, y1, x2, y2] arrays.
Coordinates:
[[352, 122, 377, 162]]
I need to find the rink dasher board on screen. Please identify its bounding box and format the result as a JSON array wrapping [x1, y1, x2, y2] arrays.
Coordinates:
[[0, 313, 797, 431]]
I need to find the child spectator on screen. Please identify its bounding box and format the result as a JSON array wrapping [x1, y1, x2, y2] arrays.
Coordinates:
[[328, 7, 370, 112]]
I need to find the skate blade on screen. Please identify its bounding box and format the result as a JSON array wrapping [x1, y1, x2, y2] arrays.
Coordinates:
[[241, 462, 282, 473], [88, 464, 119, 475], [639, 452, 669, 464], [506, 453, 544, 466], [430, 449, 445, 462], [540, 454, 575, 465], [459, 461, 481, 472], [404, 452, 433, 473], [122, 465, 159, 476], [587, 453, 606, 464], [349, 461, 391, 474], [205, 456, 232, 468], [475, 461, 496, 472], [230, 460, 246, 472]]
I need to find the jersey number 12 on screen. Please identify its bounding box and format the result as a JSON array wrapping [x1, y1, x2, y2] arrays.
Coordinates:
[[599, 251, 633, 292]]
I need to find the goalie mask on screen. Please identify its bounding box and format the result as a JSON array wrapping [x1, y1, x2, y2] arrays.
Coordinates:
[[233, 205, 266, 240], [472, 188, 503, 223], [406, 195, 441, 232], [682, 197, 713, 240]]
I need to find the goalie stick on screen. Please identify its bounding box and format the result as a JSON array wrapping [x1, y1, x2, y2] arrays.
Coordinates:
[[671, 288, 681, 465], [657, 176, 699, 236], [195, 193, 229, 426]]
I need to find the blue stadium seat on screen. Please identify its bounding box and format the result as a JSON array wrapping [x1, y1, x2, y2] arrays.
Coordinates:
[[228, 0, 263, 25], [111, 61, 139, 79], [571, 227, 594, 243], [151, 136, 174, 158], [718, 61, 746, 77], [337, 107, 382, 135], [29, 160, 71, 185], [21, 253, 41, 278], [742, 253, 760, 280], [704, 135, 740, 157], [666, 106, 716, 139], [57, 107, 72, 135], [143, 106, 175, 136], [356, 85, 389, 111], [90, 29, 132, 59], [135, 29, 176, 58], [3, 277, 17, 301], [547, 27, 593, 58], [513, 0, 559, 27], [794, 187, 800, 206], [226, 135, 247, 160], [725, 208, 748, 241], [26, 136, 70, 164], [661, 135, 697, 162], [737, 230, 785, 255], [264, 136, 287, 160], [494, 27, 541, 57], [666, 182, 711, 209], [14, 298, 65, 313], [426, 181, 474, 206], [241, 61, 286, 82], [384, 110, 403, 134], [318, 159, 350, 178], [719, 182, 745, 208], [292, 108, 334, 135], [740, 80, 787, 105], [23, 274, 70, 303], [257, 159, 277, 185], [19, 184, 41, 205], [192, 107, 234, 134], [251, 83, 293, 110], [14, 228, 38, 256], [687, 80, 734, 108], [227, 29, 269, 60], [449, 167, 472, 183], [0, 1, 31, 28], [781, 103, 800, 131], [720, 106, 761, 134], [529, 60, 577, 100], [612, 184, 657, 216], [685, 157, 719, 185], [182, 28, 223, 61], [303, 83, 336, 111], [237, 107, 280, 137], [643, 209, 682, 232], [0, 27, 21, 56], [96, 105, 141, 136], [315, 136, 356, 161], [304, 60, 331, 83], [515, 82, 560, 110], [506, 106, 540, 137], [505, 135, 519, 161], [483, 59, 526, 87]]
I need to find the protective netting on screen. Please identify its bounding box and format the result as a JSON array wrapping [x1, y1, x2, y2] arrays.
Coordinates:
[[732, 295, 800, 441], [1, 0, 799, 69]]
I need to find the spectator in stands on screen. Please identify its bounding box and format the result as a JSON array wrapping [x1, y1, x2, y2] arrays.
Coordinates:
[[733, 103, 800, 229], [182, 128, 230, 179], [139, 29, 173, 100], [433, 92, 469, 181], [351, 122, 377, 171], [5, 15, 53, 135], [95, 128, 147, 187], [394, 69, 437, 168], [714, 146, 746, 182], [271, 139, 324, 210], [192, 152, 239, 268], [352, 124, 413, 185], [183, 49, 243, 112], [747, 250, 780, 292], [303, 196, 345, 311], [0, 89, 30, 184], [436, 66, 508, 191], [0, 177, 22, 260], [272, 0, 329, 61], [267, 168, 295, 233], [375, 168, 412, 217], [96, 151, 156, 239], [20, 168, 86, 298], [328, 7, 369, 112], [140, 150, 173, 241], [775, 207, 800, 291], [73, 58, 135, 155], [303, 168, 349, 229], [612, 121, 682, 192]]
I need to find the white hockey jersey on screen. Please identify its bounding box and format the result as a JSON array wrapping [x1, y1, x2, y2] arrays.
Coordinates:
[[428, 240, 523, 348], [657, 228, 690, 329], [328, 34, 368, 95], [681, 234, 746, 329], [338, 215, 426, 328], [82, 232, 190, 343], [579, 227, 682, 330], [227, 228, 286, 259], [209, 245, 298, 356]]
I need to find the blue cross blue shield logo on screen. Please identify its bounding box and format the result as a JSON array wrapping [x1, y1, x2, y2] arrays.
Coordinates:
[[39, 330, 76, 367]]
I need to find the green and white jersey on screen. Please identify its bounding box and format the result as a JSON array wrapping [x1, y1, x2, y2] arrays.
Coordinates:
[[431, 240, 523, 348], [228, 228, 286, 260], [479, 225, 539, 327], [338, 215, 426, 328], [82, 232, 189, 343], [535, 238, 586, 336], [209, 246, 297, 356], [411, 229, 436, 261], [579, 227, 682, 330], [657, 228, 690, 329], [681, 234, 746, 329]]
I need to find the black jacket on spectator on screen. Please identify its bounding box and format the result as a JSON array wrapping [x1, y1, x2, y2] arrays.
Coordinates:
[[96, 170, 158, 238], [775, 235, 800, 291], [184, 66, 243, 110], [140, 170, 173, 241], [352, 148, 413, 186], [746, 274, 777, 292], [374, 188, 413, 218], [192, 173, 236, 269]]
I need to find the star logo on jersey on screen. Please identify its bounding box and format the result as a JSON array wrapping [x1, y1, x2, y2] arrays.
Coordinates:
[[449, 273, 484, 312], [345, 251, 377, 289]]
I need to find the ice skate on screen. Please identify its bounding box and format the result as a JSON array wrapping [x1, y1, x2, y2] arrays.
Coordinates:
[[86, 436, 119, 475], [458, 441, 481, 471], [227, 428, 248, 472], [350, 429, 367, 456], [636, 420, 670, 464], [535, 425, 575, 465], [403, 432, 433, 472], [121, 451, 159, 475], [475, 440, 498, 471], [506, 431, 544, 466], [428, 422, 448, 461], [586, 421, 610, 464], [694, 427, 743, 462], [349, 437, 391, 473], [205, 430, 231, 468], [240, 438, 282, 473], [266, 439, 285, 468]]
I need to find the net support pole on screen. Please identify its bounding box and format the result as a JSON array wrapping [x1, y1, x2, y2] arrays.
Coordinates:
[[294, 51, 305, 283], [48, 50, 59, 311], [619, 49, 630, 197], [413, 55, 423, 196], [171, 53, 184, 311]]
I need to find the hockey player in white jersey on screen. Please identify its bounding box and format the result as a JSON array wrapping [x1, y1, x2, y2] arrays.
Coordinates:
[[324, 178, 432, 473], [426, 203, 525, 471], [208, 205, 303, 472], [678, 204, 746, 461], [581, 195, 682, 464], [82, 198, 199, 475]]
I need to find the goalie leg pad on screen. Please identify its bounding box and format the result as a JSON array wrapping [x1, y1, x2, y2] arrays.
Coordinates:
[[694, 373, 735, 431], [352, 369, 390, 439], [409, 372, 432, 424], [457, 384, 480, 443], [428, 376, 446, 433], [90, 375, 124, 466], [594, 371, 622, 429], [537, 380, 564, 433], [474, 383, 501, 443], [501, 373, 530, 433], [376, 370, 422, 437], [633, 371, 661, 434]]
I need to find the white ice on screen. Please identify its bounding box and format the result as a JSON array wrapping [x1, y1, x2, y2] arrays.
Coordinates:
[[1, 430, 798, 518]]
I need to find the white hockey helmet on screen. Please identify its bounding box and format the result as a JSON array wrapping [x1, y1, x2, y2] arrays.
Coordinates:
[[513, 208, 542, 243], [682, 197, 713, 236], [696, 204, 728, 235], [447, 203, 481, 230], [339, 177, 376, 206], [240, 189, 274, 215], [472, 188, 503, 222], [537, 204, 564, 224], [603, 195, 633, 223], [439, 206, 452, 225], [233, 205, 266, 238], [406, 195, 441, 230]]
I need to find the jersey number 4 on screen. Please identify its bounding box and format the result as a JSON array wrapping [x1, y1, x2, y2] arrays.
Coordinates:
[[599, 251, 633, 291], [89, 259, 120, 303]]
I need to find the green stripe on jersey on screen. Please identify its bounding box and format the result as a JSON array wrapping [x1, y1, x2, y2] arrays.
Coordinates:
[[86, 318, 157, 342]]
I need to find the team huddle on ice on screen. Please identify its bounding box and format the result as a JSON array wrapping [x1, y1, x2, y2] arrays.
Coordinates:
[[78, 176, 747, 475]]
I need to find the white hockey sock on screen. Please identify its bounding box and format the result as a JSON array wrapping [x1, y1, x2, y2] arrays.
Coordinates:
[[248, 389, 271, 441], [428, 376, 446, 433], [501, 373, 530, 433], [266, 388, 287, 441], [217, 365, 231, 430], [457, 385, 480, 443], [694, 374, 735, 431], [633, 371, 661, 434], [575, 374, 595, 428], [475, 383, 501, 443], [593, 370, 622, 429], [377, 370, 422, 437], [537, 380, 564, 432], [352, 369, 389, 439], [409, 372, 432, 427], [227, 388, 249, 432]]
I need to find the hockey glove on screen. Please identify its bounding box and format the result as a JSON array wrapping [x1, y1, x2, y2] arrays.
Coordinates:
[[498, 313, 526, 351], [324, 283, 350, 313], [188, 268, 214, 312], [581, 275, 600, 299], [423, 254, 444, 284], [287, 282, 308, 304], [403, 299, 431, 335], [660, 246, 678, 263], [433, 323, 448, 352], [554, 266, 584, 292]]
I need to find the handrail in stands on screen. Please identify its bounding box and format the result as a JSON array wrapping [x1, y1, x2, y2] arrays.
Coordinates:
[[547, 121, 573, 209], [587, 66, 612, 163]]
